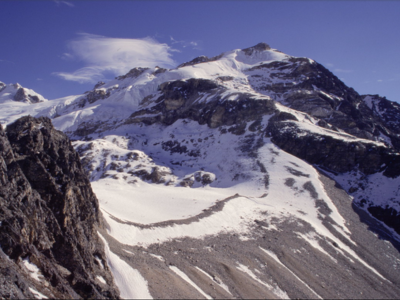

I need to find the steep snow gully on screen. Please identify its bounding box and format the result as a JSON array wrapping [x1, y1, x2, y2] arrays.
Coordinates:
[[1, 43, 400, 299]]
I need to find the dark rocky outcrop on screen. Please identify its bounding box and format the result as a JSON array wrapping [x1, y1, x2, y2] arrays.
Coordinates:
[[0, 82, 5, 93], [177, 54, 224, 68], [361, 94, 400, 148], [94, 81, 105, 89], [266, 118, 400, 178], [367, 206, 400, 235], [242, 42, 272, 55], [78, 86, 119, 108], [13, 87, 41, 104], [152, 66, 168, 75], [116, 67, 149, 80], [125, 78, 276, 129], [85, 89, 110, 104], [0, 116, 119, 299], [248, 58, 400, 146]]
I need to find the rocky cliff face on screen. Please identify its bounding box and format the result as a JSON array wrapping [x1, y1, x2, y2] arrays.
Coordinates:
[[0, 116, 119, 299]]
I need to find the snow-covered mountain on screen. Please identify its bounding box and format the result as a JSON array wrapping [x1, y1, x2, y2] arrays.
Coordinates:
[[0, 81, 47, 104], [1, 43, 400, 299]]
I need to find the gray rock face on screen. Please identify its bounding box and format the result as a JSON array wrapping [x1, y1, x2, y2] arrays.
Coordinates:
[[94, 81, 105, 89], [362, 94, 400, 148], [0, 116, 119, 299], [86, 89, 110, 104], [125, 78, 276, 129], [247, 57, 400, 145], [242, 42, 272, 55], [266, 115, 400, 178], [116, 67, 149, 80], [78, 86, 118, 108], [13, 88, 41, 104], [177, 54, 224, 68]]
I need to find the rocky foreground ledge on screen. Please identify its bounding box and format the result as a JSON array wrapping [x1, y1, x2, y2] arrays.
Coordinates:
[[0, 116, 119, 299]]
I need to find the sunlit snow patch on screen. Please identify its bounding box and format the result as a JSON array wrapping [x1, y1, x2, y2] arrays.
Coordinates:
[[169, 266, 211, 299], [259, 247, 322, 299], [22, 257, 43, 282], [236, 263, 288, 299], [195, 266, 232, 296], [28, 287, 48, 299], [98, 233, 152, 299]]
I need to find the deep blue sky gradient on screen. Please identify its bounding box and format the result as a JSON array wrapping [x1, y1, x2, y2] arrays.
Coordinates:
[[1, 1, 399, 102]]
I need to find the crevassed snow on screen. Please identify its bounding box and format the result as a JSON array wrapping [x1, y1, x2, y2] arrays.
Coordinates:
[[98, 233, 152, 299], [169, 266, 211, 299]]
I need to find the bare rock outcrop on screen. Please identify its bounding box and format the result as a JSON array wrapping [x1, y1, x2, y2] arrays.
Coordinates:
[[0, 116, 120, 299], [13, 87, 42, 104]]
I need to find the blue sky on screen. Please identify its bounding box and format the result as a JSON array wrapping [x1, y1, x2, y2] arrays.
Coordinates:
[[1, 1, 399, 102]]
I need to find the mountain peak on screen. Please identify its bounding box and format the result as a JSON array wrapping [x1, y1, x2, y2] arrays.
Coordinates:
[[242, 42, 272, 55], [0, 82, 46, 104], [177, 53, 223, 68]]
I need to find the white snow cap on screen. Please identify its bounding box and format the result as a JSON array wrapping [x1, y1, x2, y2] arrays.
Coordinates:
[[0, 82, 47, 104]]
